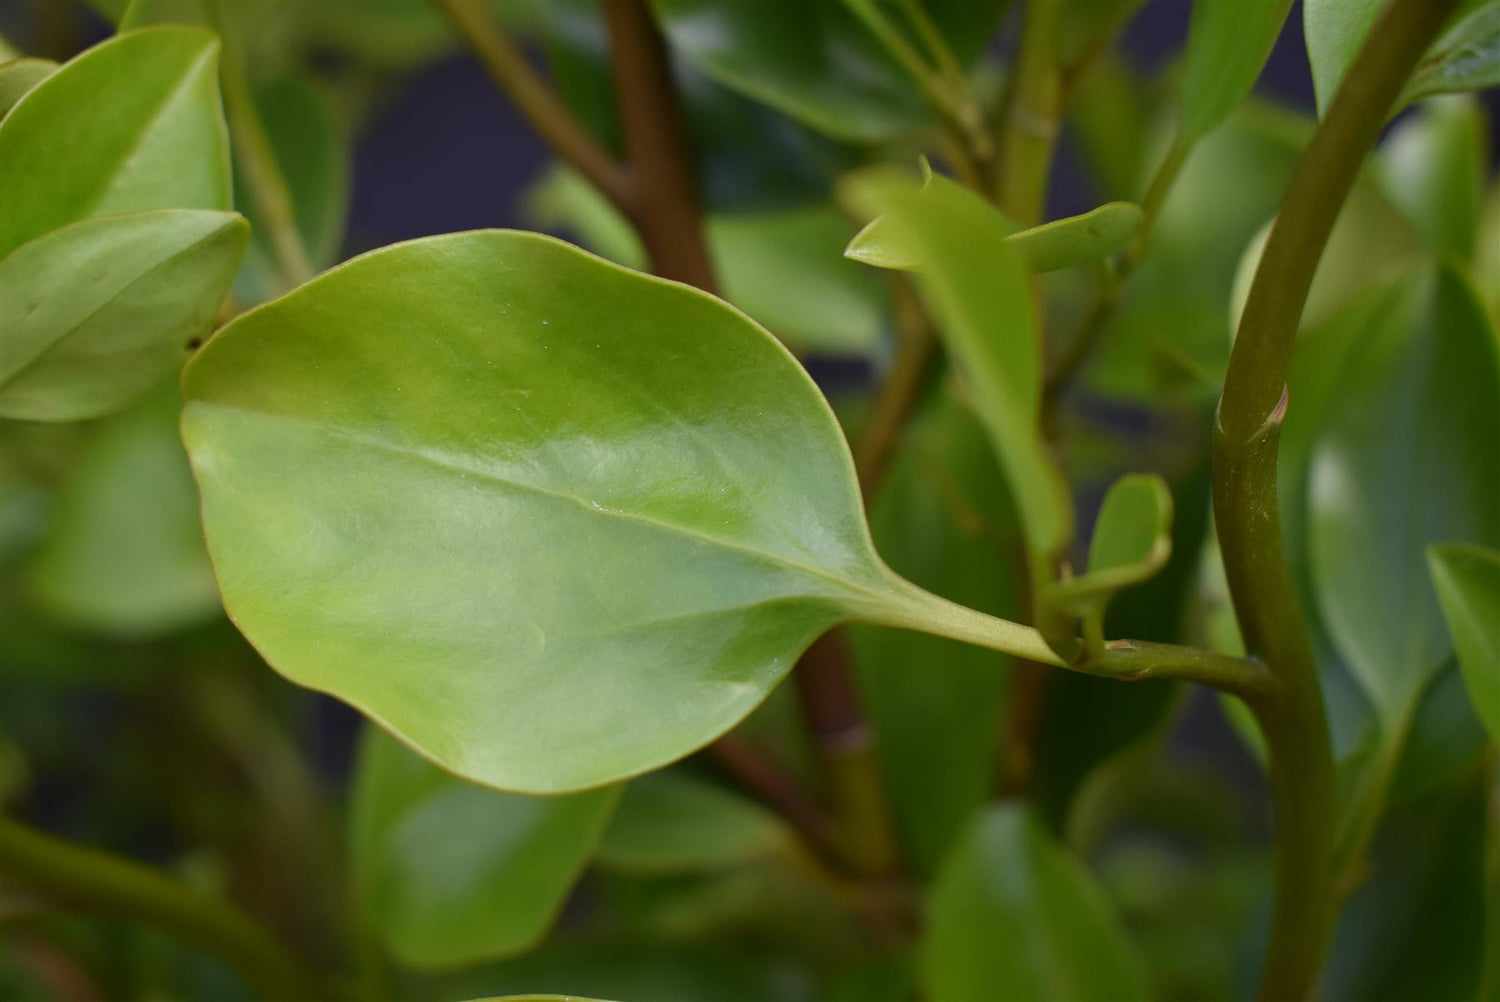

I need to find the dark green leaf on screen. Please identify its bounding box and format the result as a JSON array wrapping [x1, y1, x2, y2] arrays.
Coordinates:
[[1308, 265, 1500, 726], [1322, 768, 1490, 1002], [30, 388, 220, 636], [1178, 0, 1294, 141], [649, 0, 1004, 141], [921, 803, 1148, 1002], [1376, 95, 1488, 262], [596, 770, 792, 873], [182, 230, 1054, 793], [0, 57, 55, 118], [1400, 0, 1500, 106], [0, 210, 247, 421], [0, 27, 232, 260], [350, 726, 619, 968], [1427, 544, 1500, 742], [849, 391, 1018, 873]]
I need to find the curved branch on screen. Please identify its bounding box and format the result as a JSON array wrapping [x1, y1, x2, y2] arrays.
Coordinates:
[[0, 814, 321, 1000], [1211, 0, 1460, 997]]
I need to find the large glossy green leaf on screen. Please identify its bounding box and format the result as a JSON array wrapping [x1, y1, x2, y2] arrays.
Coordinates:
[[843, 171, 1072, 573], [1376, 95, 1488, 262], [649, 0, 1004, 141], [1427, 544, 1500, 742], [921, 803, 1148, 1002], [0, 209, 247, 421], [0, 27, 232, 260], [29, 388, 220, 636], [1308, 264, 1500, 725], [1178, 0, 1294, 141], [527, 169, 885, 354], [595, 770, 791, 873], [351, 726, 619, 968], [849, 391, 1018, 874], [0, 58, 55, 119], [183, 230, 1050, 793]]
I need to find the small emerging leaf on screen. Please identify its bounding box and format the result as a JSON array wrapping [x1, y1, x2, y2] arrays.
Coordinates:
[[841, 171, 1072, 572], [847, 188, 1141, 275], [350, 727, 619, 969], [0, 209, 247, 421], [1427, 544, 1500, 743], [1042, 473, 1173, 660]]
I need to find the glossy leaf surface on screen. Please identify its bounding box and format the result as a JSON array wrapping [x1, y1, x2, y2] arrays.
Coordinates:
[[0, 27, 231, 259], [350, 727, 619, 968], [921, 804, 1148, 1002], [1308, 265, 1500, 724], [30, 389, 220, 636], [0, 210, 246, 421], [596, 770, 791, 873], [649, 0, 1003, 141], [1427, 544, 1500, 742], [0, 58, 55, 118], [1178, 0, 1293, 141], [183, 231, 1030, 793]]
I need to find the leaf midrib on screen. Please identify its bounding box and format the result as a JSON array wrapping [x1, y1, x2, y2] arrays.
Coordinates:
[[188, 401, 892, 608]]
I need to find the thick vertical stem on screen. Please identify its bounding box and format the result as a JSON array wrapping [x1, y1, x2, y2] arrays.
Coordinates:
[[602, 0, 717, 292], [1212, 0, 1459, 997], [996, 0, 1061, 226]]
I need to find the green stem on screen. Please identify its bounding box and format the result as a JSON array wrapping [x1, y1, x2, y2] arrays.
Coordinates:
[[0, 814, 321, 1000], [1211, 0, 1459, 997], [842, 0, 990, 171], [1122, 135, 1188, 274], [206, 1, 312, 290], [899, 0, 964, 89], [431, 0, 633, 214], [996, 0, 1061, 226], [863, 577, 1278, 701]]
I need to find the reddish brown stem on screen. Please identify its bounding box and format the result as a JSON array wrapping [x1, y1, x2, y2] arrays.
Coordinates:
[[602, 0, 717, 292]]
